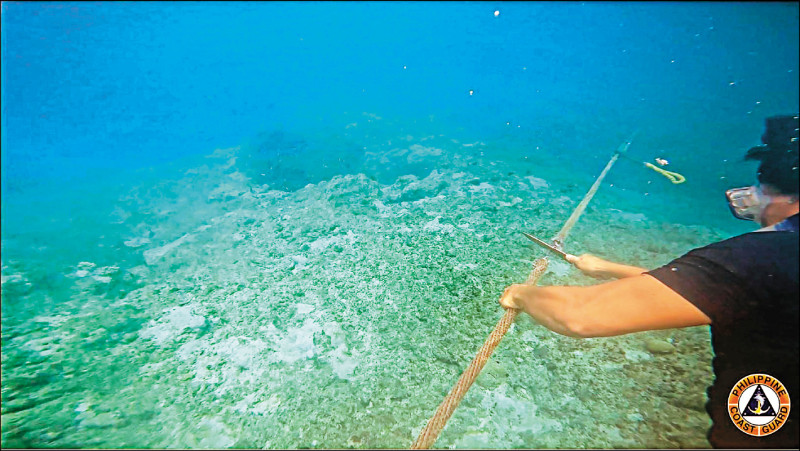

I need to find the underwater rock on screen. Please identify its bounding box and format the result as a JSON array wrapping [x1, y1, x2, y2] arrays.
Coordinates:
[[645, 339, 675, 354]]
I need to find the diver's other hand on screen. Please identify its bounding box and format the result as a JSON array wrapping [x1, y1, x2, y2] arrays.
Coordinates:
[[565, 253, 612, 279], [499, 284, 527, 310]]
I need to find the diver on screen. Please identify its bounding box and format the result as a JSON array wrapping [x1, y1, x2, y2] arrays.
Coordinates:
[[499, 115, 799, 449]]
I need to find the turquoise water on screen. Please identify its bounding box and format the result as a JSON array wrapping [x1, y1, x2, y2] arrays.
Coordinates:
[[1, 2, 798, 448]]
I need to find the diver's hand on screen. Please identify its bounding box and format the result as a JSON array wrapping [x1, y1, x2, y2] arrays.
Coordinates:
[[565, 253, 614, 279], [499, 284, 527, 310]]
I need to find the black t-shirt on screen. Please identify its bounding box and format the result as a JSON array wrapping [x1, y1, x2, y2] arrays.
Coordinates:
[[647, 214, 799, 449]]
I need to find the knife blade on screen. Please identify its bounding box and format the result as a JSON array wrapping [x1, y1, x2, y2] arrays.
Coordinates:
[[521, 232, 573, 262]]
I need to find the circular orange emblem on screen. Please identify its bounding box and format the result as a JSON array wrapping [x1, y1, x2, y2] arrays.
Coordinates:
[[728, 373, 791, 437]]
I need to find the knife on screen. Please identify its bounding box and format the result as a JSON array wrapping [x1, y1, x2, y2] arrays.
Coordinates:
[[521, 232, 575, 262]]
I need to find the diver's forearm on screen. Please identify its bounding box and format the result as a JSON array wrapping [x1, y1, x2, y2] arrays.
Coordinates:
[[599, 262, 647, 279], [510, 285, 588, 338]]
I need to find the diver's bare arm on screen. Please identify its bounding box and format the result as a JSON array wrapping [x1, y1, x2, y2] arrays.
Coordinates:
[[566, 254, 647, 279], [499, 275, 711, 338]]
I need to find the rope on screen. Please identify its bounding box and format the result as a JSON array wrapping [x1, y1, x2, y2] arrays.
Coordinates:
[[644, 162, 685, 184], [551, 153, 620, 250], [410, 258, 549, 450], [551, 132, 641, 249], [410, 135, 636, 449], [614, 140, 686, 185]]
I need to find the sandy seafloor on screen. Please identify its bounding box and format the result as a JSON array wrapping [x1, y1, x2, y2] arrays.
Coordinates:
[[0, 113, 733, 449]]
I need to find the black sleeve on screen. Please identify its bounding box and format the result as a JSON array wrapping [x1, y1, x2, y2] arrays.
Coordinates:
[[646, 232, 799, 328]]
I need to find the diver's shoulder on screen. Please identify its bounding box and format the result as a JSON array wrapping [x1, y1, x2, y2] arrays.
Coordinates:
[[701, 226, 798, 252], [680, 220, 795, 253]]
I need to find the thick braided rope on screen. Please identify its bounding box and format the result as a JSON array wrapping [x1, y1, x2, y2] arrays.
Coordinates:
[[410, 257, 549, 449], [411, 138, 631, 449]]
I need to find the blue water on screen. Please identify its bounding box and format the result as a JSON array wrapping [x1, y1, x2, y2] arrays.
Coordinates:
[[2, 2, 798, 448]]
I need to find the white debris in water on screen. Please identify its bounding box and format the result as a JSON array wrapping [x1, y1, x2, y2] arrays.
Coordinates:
[[308, 235, 345, 252], [74, 261, 96, 278], [250, 394, 281, 416], [95, 265, 119, 275], [468, 182, 495, 194], [210, 336, 268, 370], [498, 196, 523, 207], [290, 255, 310, 272], [139, 304, 207, 345], [607, 208, 648, 223], [329, 343, 358, 380], [423, 217, 456, 234], [520, 330, 539, 343], [143, 233, 193, 265], [191, 418, 235, 449], [323, 321, 346, 347], [74, 402, 90, 413], [272, 318, 321, 363], [176, 338, 205, 361], [123, 237, 151, 248], [72, 263, 118, 281], [624, 349, 653, 362], [475, 385, 563, 444], [525, 176, 550, 189], [233, 393, 257, 414], [321, 321, 359, 379]]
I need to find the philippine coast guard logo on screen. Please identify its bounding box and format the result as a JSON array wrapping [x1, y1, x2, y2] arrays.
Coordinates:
[[728, 373, 791, 437]]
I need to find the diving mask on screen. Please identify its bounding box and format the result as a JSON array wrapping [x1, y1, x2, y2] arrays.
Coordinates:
[[725, 185, 771, 221]]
